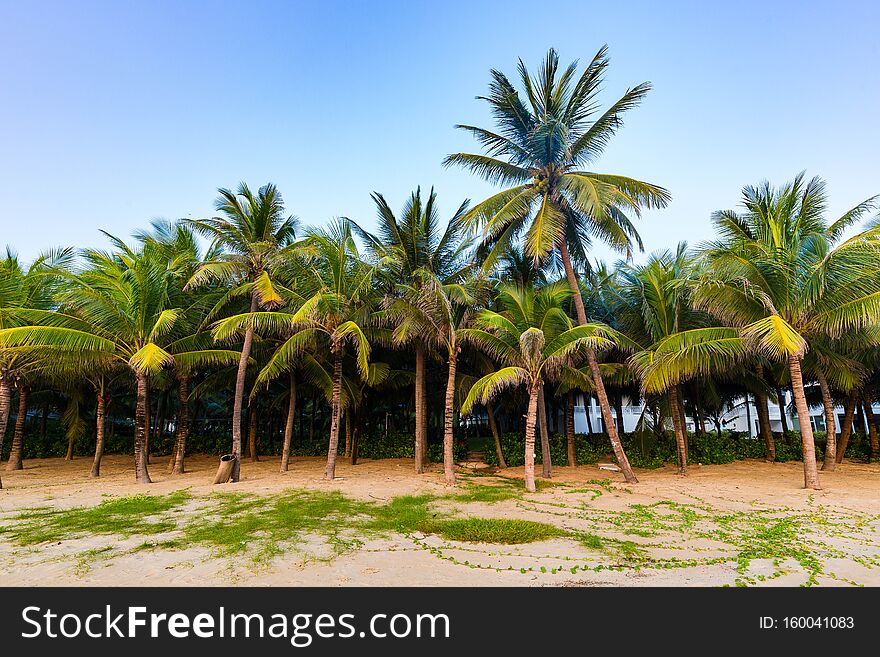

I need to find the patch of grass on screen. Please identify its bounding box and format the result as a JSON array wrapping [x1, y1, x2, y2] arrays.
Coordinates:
[[574, 532, 604, 550], [424, 518, 566, 544], [2, 491, 192, 545], [183, 490, 372, 559], [362, 495, 439, 534], [449, 476, 556, 503]]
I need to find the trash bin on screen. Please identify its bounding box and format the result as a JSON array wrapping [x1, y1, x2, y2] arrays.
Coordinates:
[[213, 454, 237, 484]]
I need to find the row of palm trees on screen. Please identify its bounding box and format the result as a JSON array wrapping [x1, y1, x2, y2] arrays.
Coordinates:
[[1, 47, 878, 492]]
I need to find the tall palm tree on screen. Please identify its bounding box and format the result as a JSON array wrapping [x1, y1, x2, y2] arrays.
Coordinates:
[[694, 173, 880, 489], [353, 187, 471, 473], [446, 47, 671, 483], [212, 220, 375, 480], [187, 182, 297, 482], [461, 283, 620, 491]]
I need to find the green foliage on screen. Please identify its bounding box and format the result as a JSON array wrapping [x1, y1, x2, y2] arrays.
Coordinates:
[[422, 518, 565, 544], [477, 429, 867, 469], [2, 491, 191, 545]]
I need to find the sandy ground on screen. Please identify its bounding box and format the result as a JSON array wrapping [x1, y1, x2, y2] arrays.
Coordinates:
[[0, 454, 878, 587]]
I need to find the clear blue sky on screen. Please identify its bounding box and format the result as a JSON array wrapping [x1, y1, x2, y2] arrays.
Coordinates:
[[2, 0, 878, 263]]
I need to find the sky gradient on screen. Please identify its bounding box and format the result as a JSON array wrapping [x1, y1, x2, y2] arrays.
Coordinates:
[[2, 0, 878, 263]]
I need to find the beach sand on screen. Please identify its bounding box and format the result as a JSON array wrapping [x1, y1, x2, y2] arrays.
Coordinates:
[[1, 454, 878, 586]]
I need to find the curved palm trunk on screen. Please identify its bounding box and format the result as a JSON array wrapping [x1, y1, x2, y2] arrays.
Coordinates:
[[442, 350, 458, 486], [558, 239, 638, 484], [863, 399, 879, 460], [669, 386, 687, 475], [134, 373, 152, 484], [566, 391, 576, 467], [836, 390, 858, 464], [6, 386, 28, 471], [90, 391, 106, 478], [324, 349, 344, 480], [788, 355, 820, 490], [524, 383, 539, 493], [414, 343, 426, 474], [486, 401, 507, 469], [343, 410, 352, 458], [538, 383, 552, 478], [170, 376, 189, 474], [817, 374, 836, 471], [230, 293, 259, 482], [0, 378, 11, 488], [281, 371, 296, 472]]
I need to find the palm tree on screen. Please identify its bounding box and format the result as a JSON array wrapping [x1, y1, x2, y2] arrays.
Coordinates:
[[353, 187, 471, 473], [212, 220, 375, 480], [446, 47, 671, 483], [619, 243, 721, 474], [186, 182, 297, 482], [694, 174, 880, 489], [384, 271, 483, 485], [461, 283, 619, 491], [0, 247, 74, 477], [135, 219, 226, 474]]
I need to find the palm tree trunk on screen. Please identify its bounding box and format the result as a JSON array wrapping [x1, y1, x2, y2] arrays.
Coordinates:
[[669, 385, 687, 475], [153, 389, 165, 444], [6, 386, 29, 471], [143, 381, 151, 464], [248, 403, 259, 462], [694, 387, 707, 434], [170, 376, 189, 474], [134, 373, 152, 484], [414, 343, 426, 474], [836, 390, 858, 464], [324, 349, 343, 480], [281, 371, 296, 472], [538, 383, 552, 478], [615, 393, 625, 435], [230, 292, 259, 482], [678, 396, 689, 447], [443, 350, 458, 486], [775, 386, 790, 436], [566, 390, 576, 467], [863, 399, 879, 460], [817, 374, 836, 471], [350, 403, 361, 466], [0, 377, 9, 489], [788, 355, 820, 490], [524, 383, 539, 493], [90, 390, 106, 478], [755, 391, 775, 462], [343, 409, 352, 459], [558, 237, 637, 483], [486, 401, 507, 469]]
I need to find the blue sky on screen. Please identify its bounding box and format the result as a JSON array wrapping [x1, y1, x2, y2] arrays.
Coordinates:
[[1, 0, 878, 264]]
